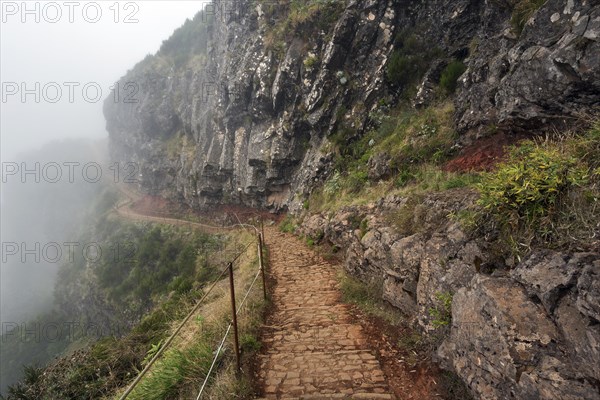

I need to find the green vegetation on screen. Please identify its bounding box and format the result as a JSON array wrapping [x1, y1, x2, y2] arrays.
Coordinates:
[[428, 292, 453, 329], [279, 214, 298, 233], [5, 229, 266, 400], [394, 166, 481, 191], [310, 97, 598, 259], [130, 341, 213, 400], [338, 272, 472, 399], [488, 0, 547, 34], [379, 103, 457, 169], [165, 133, 195, 161], [478, 143, 587, 222], [5, 289, 201, 399], [1, 312, 74, 398], [306, 89, 598, 269], [158, 9, 212, 67], [51, 217, 224, 320], [339, 273, 404, 326], [260, 0, 345, 57], [0, 187, 119, 395], [386, 30, 442, 90], [439, 61, 466, 94], [449, 209, 481, 235], [125, 230, 265, 400], [310, 98, 598, 257], [310, 101, 476, 213], [385, 194, 425, 236], [477, 124, 599, 253], [303, 54, 319, 70], [510, 0, 546, 34]]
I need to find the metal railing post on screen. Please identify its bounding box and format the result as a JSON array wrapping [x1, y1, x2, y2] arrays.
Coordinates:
[[228, 262, 241, 372], [258, 233, 267, 300]]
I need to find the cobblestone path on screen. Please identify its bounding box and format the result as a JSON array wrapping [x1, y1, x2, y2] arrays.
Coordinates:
[[256, 227, 395, 399]]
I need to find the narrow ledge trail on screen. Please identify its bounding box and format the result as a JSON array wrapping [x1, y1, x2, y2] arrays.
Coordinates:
[[256, 227, 395, 400], [114, 188, 395, 399]]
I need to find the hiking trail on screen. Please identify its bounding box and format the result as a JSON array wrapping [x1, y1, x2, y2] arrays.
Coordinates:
[[256, 227, 395, 399], [114, 188, 395, 399]]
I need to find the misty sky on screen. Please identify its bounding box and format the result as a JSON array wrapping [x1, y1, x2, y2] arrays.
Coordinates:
[[1, 0, 207, 160]]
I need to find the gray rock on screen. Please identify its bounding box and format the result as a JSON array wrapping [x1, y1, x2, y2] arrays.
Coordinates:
[[105, 0, 600, 210], [367, 152, 391, 180], [510, 251, 577, 314], [455, 0, 600, 134], [301, 189, 600, 400], [576, 260, 600, 321], [105, 0, 399, 210], [439, 275, 600, 400]]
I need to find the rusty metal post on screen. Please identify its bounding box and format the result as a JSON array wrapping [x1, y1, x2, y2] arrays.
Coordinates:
[[228, 262, 241, 372], [258, 233, 267, 300]]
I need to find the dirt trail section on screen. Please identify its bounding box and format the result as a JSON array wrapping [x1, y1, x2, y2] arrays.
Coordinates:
[[256, 227, 395, 400], [114, 186, 231, 234], [116, 202, 229, 234]]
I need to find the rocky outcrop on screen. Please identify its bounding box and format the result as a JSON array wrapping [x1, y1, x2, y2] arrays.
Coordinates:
[[105, 0, 398, 210], [299, 189, 488, 329], [438, 252, 600, 400], [104, 0, 600, 210], [456, 0, 600, 134], [299, 191, 600, 400]]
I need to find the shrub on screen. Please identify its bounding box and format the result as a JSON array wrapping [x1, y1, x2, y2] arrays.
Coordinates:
[[428, 292, 453, 329], [449, 209, 481, 234], [511, 0, 546, 34], [279, 215, 297, 233], [303, 55, 319, 70], [441, 173, 481, 190], [386, 32, 441, 89], [439, 61, 466, 94], [262, 0, 344, 52], [395, 167, 416, 188], [159, 10, 211, 67], [386, 51, 413, 86], [382, 102, 457, 171], [346, 170, 369, 194], [477, 142, 588, 224], [324, 171, 342, 195], [386, 195, 423, 236], [339, 274, 383, 309], [240, 334, 261, 352]]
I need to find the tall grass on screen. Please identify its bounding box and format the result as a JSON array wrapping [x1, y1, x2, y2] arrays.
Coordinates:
[[129, 343, 213, 400], [118, 229, 267, 400]]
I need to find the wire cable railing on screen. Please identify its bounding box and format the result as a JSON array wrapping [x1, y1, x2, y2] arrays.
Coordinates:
[[118, 219, 268, 400], [196, 266, 263, 400]]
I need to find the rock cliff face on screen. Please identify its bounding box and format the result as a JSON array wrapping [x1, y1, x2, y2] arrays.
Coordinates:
[[299, 192, 600, 400], [105, 0, 600, 399], [104, 0, 600, 210]]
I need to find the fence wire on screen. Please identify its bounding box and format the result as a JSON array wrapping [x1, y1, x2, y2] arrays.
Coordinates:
[[196, 266, 263, 400], [118, 225, 263, 400]]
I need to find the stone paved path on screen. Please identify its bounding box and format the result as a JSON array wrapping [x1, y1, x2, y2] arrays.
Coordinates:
[[256, 227, 395, 399]]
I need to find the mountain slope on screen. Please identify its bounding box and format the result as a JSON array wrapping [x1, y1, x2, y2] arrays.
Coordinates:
[[104, 0, 600, 211]]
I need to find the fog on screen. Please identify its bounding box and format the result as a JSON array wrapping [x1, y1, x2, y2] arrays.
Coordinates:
[[1, 1, 206, 326], [1, 0, 207, 160]]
